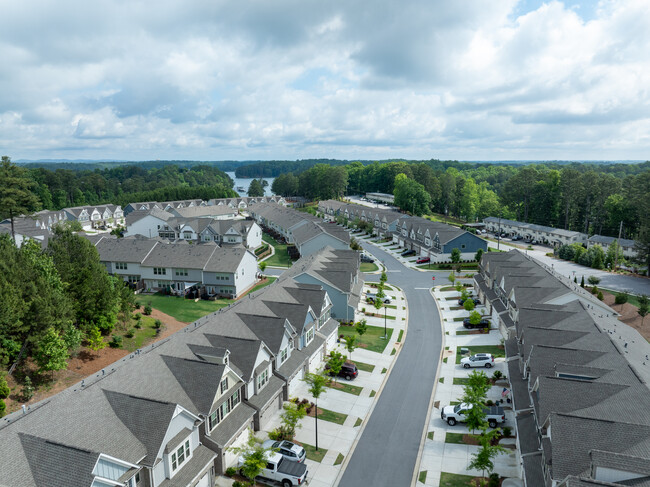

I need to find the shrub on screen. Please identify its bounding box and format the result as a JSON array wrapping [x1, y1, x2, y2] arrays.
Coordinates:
[[22, 376, 34, 401], [225, 467, 237, 478], [154, 319, 162, 329], [0, 399, 5, 418], [588, 275, 601, 286], [492, 370, 503, 381], [591, 285, 598, 295], [502, 426, 512, 437], [0, 375, 10, 399], [134, 322, 142, 329], [598, 291, 604, 301], [143, 304, 153, 316], [486, 400, 494, 406], [109, 335, 123, 348], [134, 313, 142, 321], [268, 428, 283, 441], [615, 293, 629, 305], [125, 329, 135, 338], [232, 481, 245, 487], [134, 303, 141, 310], [489, 473, 500, 487]]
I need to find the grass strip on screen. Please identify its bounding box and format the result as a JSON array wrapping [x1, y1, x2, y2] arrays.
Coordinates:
[[316, 407, 348, 425], [445, 433, 466, 445], [354, 361, 375, 373], [334, 453, 345, 466], [440, 472, 476, 487], [327, 381, 363, 396], [419, 471, 428, 483], [300, 442, 327, 462]]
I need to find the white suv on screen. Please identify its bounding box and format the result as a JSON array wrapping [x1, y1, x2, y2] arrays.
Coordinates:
[[460, 353, 494, 369]]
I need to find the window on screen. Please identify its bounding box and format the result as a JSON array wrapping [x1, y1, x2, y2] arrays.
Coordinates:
[[208, 389, 240, 430], [175, 269, 188, 277], [461, 244, 466, 249], [257, 369, 269, 391], [171, 440, 191, 472], [157, 282, 167, 288], [116, 262, 128, 270], [135, 472, 140, 484], [127, 275, 140, 283], [183, 232, 192, 239], [153, 267, 166, 275], [305, 327, 314, 345], [280, 347, 288, 364], [220, 377, 229, 394]]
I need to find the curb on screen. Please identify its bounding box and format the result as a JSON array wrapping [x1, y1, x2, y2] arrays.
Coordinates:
[[333, 283, 409, 487], [410, 285, 446, 487]]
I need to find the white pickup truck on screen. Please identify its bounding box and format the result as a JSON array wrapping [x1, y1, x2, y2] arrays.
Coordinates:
[[441, 403, 506, 428], [240, 452, 308, 487]]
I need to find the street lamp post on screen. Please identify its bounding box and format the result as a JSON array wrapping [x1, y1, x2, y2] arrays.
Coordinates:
[[384, 302, 387, 339]]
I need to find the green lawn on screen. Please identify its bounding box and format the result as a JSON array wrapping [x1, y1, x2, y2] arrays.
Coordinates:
[[354, 417, 363, 427], [262, 234, 292, 268], [456, 345, 505, 364], [397, 330, 404, 342], [317, 407, 348, 425], [439, 286, 457, 292], [334, 453, 345, 466], [453, 377, 470, 385], [440, 472, 476, 487], [247, 276, 277, 294], [427, 431, 434, 440], [354, 361, 375, 373], [339, 324, 393, 353], [121, 316, 159, 351], [300, 442, 327, 462], [360, 262, 379, 273], [418, 263, 478, 270], [327, 381, 363, 396], [419, 471, 428, 483], [136, 294, 232, 322]]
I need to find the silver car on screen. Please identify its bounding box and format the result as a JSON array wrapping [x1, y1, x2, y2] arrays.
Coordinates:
[[460, 353, 494, 369], [262, 440, 306, 463]]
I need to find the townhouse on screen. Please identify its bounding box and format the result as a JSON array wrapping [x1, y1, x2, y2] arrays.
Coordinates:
[[249, 203, 351, 258], [395, 216, 487, 260], [474, 250, 650, 487], [0, 248, 349, 486], [318, 200, 404, 239], [483, 217, 588, 247], [123, 197, 286, 217], [125, 209, 262, 249], [0, 209, 69, 247], [587, 234, 637, 261], [64, 204, 125, 231], [94, 236, 258, 298]]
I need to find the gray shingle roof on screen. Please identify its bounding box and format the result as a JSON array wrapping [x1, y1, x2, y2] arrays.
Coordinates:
[[161, 355, 225, 414]]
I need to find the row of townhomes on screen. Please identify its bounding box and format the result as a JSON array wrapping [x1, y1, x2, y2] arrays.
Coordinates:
[[474, 250, 650, 487], [123, 196, 287, 216], [0, 247, 360, 487], [90, 236, 259, 297], [124, 208, 262, 249], [249, 202, 351, 258], [318, 200, 487, 260]]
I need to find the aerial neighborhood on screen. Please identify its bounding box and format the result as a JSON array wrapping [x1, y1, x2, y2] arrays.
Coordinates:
[[0, 158, 649, 487]]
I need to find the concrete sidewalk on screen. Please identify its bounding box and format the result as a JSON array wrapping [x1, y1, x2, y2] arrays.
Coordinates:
[[416, 286, 521, 486]]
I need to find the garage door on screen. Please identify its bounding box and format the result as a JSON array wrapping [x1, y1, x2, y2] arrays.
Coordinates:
[[308, 350, 323, 372], [259, 391, 282, 429], [223, 427, 250, 471], [195, 473, 210, 487], [288, 369, 304, 397]]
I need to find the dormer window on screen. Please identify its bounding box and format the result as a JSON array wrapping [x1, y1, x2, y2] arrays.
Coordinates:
[[306, 327, 314, 345], [171, 440, 191, 472], [220, 377, 229, 394], [257, 369, 269, 391]]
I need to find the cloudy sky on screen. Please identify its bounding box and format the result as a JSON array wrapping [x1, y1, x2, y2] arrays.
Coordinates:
[[1, 0, 649, 161]]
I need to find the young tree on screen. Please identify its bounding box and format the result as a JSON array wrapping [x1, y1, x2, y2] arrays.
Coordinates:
[[326, 351, 346, 384], [303, 371, 328, 451], [587, 275, 601, 286], [380, 271, 387, 285], [469, 310, 482, 326], [0, 156, 39, 244], [461, 370, 490, 434], [448, 271, 456, 284], [86, 326, 106, 354], [580, 275, 585, 288], [259, 261, 267, 273], [475, 248, 484, 263], [376, 283, 386, 301], [62, 326, 83, 356], [461, 289, 470, 301], [468, 427, 507, 480], [355, 319, 368, 338], [615, 292, 629, 309], [34, 327, 69, 379], [638, 295, 649, 326], [229, 429, 275, 485], [464, 299, 476, 312], [345, 334, 358, 361], [279, 402, 307, 440], [0, 375, 10, 399], [455, 282, 464, 294], [451, 248, 461, 263]]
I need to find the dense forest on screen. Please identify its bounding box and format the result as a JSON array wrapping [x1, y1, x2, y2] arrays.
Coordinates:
[[2, 162, 237, 215]]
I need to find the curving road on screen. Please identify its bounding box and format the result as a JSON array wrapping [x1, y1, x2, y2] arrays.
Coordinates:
[[337, 244, 449, 487]]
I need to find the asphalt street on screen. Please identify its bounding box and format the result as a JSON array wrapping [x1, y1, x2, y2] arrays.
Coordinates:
[[337, 243, 448, 487]]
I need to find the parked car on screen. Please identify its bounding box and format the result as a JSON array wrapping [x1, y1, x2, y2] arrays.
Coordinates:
[[416, 257, 430, 264], [401, 249, 416, 257], [262, 440, 306, 463], [462, 317, 490, 329], [360, 254, 375, 263], [441, 403, 506, 428], [460, 353, 494, 368], [458, 297, 481, 306], [326, 361, 359, 380], [239, 452, 307, 487], [366, 292, 391, 304]]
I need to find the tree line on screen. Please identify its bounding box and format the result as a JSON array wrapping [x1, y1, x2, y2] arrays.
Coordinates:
[[1, 158, 236, 219], [0, 228, 134, 386]]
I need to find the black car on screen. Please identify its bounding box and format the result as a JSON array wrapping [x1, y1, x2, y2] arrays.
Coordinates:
[[360, 254, 375, 263], [458, 297, 481, 306], [326, 362, 359, 380], [462, 318, 490, 329], [401, 249, 416, 257]]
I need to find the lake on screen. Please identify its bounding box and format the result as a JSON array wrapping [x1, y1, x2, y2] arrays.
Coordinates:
[[226, 172, 275, 197]]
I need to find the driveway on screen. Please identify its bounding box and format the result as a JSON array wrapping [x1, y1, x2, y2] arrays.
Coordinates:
[[337, 241, 449, 487]]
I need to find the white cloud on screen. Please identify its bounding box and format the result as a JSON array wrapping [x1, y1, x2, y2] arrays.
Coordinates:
[[0, 0, 649, 160]]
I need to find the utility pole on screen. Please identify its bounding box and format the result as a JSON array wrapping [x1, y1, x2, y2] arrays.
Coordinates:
[[498, 211, 502, 251], [613, 220, 623, 272]]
